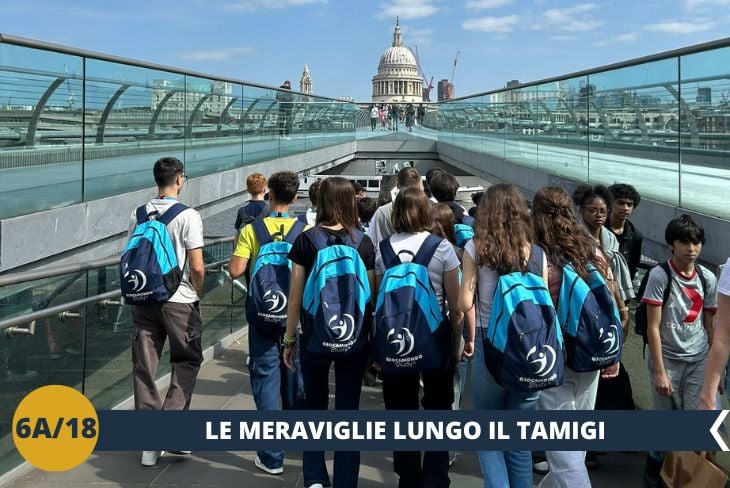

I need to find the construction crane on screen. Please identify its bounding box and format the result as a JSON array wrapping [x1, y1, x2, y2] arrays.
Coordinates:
[[450, 50, 460, 87], [412, 45, 434, 102]]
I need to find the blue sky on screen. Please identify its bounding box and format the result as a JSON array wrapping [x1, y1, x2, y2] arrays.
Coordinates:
[[1, 0, 729, 100]]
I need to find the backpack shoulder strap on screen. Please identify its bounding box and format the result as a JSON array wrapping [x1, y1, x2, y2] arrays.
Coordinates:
[[135, 205, 149, 225], [296, 214, 308, 224], [306, 227, 329, 251], [156, 203, 188, 226], [284, 220, 306, 244], [658, 261, 673, 304], [251, 218, 272, 247], [255, 203, 270, 220], [462, 215, 475, 227], [413, 234, 443, 268], [696, 264, 708, 295], [526, 244, 545, 276], [379, 238, 400, 269]]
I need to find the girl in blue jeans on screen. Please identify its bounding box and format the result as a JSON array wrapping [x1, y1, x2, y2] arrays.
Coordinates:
[[458, 183, 549, 488]]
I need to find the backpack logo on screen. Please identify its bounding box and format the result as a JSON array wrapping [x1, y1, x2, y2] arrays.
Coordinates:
[[387, 328, 415, 357], [328, 314, 356, 342], [527, 344, 557, 377], [263, 289, 288, 314], [600, 324, 621, 355], [124, 268, 147, 293]]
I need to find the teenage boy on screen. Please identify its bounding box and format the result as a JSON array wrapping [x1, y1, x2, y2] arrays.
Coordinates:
[[234, 173, 268, 236], [297, 178, 321, 226], [130, 157, 205, 467], [228, 171, 306, 476], [607, 183, 643, 280], [641, 214, 717, 486]]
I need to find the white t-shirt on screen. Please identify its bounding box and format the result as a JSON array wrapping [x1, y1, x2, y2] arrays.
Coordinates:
[[128, 198, 205, 303], [375, 231, 460, 308], [718, 258, 730, 296]]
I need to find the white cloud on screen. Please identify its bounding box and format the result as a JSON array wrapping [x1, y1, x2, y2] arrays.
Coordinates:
[[225, 0, 326, 11], [646, 20, 717, 33], [462, 14, 519, 32], [593, 33, 638, 47], [465, 0, 514, 11], [550, 35, 577, 42], [180, 46, 255, 60], [542, 3, 604, 31], [406, 26, 435, 47], [682, 0, 730, 9], [377, 0, 438, 19]]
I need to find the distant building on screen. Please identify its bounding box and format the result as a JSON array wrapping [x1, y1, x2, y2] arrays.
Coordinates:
[[151, 79, 233, 115], [299, 64, 313, 95], [697, 87, 711, 104], [372, 18, 423, 103], [437, 79, 454, 101]]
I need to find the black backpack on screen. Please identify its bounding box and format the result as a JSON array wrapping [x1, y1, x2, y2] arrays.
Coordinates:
[[634, 261, 707, 357]]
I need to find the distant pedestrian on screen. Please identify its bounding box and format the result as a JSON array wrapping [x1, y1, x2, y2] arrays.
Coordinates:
[[277, 81, 294, 139]]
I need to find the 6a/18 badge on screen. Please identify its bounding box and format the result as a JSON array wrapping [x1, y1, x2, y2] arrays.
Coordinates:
[[12, 385, 99, 471]]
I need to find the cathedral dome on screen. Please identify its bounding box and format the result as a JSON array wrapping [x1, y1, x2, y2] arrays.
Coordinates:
[[371, 18, 423, 104], [378, 45, 417, 70]]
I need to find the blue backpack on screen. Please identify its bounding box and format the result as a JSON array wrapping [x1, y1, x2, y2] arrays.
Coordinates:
[[557, 263, 623, 372], [121, 203, 188, 304], [483, 246, 564, 392], [246, 219, 306, 338], [375, 234, 445, 374], [454, 215, 475, 248], [302, 228, 370, 355]]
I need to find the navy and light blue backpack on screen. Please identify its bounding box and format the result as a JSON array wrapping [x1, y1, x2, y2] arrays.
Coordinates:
[[557, 263, 623, 371], [302, 228, 370, 355], [375, 234, 445, 374], [454, 215, 475, 248], [483, 246, 564, 392], [121, 203, 188, 305], [246, 219, 306, 338]]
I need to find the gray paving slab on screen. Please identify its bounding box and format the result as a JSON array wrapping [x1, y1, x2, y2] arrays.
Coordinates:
[[2, 329, 646, 487]]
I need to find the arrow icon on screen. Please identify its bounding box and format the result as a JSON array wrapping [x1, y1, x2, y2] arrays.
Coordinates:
[[710, 410, 729, 451]]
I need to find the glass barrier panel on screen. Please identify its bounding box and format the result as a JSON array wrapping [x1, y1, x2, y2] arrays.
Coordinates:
[[83, 59, 185, 200], [0, 44, 84, 219], [242, 85, 280, 164], [588, 58, 680, 206], [504, 87, 538, 169], [184, 77, 243, 178], [536, 76, 589, 181], [679, 46, 730, 219]]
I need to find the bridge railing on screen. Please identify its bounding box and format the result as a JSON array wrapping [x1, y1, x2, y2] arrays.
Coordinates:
[[0, 236, 243, 476], [435, 37, 730, 220], [0, 34, 363, 220]]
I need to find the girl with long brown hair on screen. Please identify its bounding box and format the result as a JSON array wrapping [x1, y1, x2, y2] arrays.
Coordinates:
[[283, 177, 375, 488], [531, 186, 619, 487], [457, 183, 549, 488]]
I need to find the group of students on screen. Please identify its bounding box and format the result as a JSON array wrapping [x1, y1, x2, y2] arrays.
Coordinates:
[[369, 104, 424, 132], [124, 157, 727, 488]]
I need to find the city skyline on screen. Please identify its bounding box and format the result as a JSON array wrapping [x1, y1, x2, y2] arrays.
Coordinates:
[[1, 0, 728, 100]]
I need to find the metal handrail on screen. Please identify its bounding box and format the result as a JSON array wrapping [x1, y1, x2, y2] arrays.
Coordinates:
[[0, 257, 235, 332], [443, 36, 730, 103], [0, 33, 350, 104], [0, 236, 235, 287]]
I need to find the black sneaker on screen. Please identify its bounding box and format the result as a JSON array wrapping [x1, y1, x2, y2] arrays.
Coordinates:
[[643, 454, 663, 488], [585, 451, 598, 470]]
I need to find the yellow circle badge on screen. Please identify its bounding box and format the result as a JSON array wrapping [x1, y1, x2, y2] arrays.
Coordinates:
[[12, 385, 99, 471]]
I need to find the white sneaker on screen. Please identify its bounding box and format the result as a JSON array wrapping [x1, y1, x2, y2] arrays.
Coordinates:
[[141, 450, 164, 466], [167, 450, 191, 455], [254, 455, 283, 475], [307, 484, 325, 488]]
